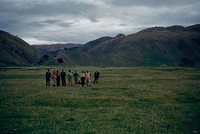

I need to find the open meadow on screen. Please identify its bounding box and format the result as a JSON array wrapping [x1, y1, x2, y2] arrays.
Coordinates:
[[0, 67, 200, 134]]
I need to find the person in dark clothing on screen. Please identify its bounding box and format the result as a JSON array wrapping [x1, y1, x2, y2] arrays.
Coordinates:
[[56, 70, 61, 86], [61, 69, 66, 86], [80, 71, 85, 87], [45, 69, 51, 86], [94, 71, 100, 84], [73, 71, 79, 85]]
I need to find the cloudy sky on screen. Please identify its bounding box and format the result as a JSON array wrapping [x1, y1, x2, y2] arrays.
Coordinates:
[[0, 0, 200, 45]]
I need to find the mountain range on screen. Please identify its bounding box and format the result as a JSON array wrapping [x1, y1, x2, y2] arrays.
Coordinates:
[[0, 24, 200, 67]]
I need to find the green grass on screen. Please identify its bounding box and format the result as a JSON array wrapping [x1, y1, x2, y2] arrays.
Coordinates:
[[0, 67, 200, 134]]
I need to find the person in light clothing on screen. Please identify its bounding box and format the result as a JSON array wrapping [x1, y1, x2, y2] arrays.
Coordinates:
[[85, 70, 91, 86], [51, 69, 56, 86], [68, 70, 73, 86]]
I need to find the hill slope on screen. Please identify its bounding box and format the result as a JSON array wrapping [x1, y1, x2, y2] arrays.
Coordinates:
[[0, 30, 42, 66], [1, 24, 200, 67], [37, 24, 200, 66], [82, 24, 200, 66]]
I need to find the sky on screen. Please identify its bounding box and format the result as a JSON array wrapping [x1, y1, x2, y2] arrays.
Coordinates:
[[0, 0, 200, 45]]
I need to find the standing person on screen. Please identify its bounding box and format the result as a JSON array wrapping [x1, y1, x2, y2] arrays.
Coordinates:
[[45, 69, 51, 86], [85, 70, 91, 86], [73, 71, 79, 85], [52, 69, 56, 86], [61, 69, 66, 86], [68, 70, 73, 86], [80, 71, 85, 87], [56, 70, 61, 86], [94, 71, 100, 84]]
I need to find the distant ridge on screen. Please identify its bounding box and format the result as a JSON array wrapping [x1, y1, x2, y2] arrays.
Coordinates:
[[80, 36, 113, 52], [1, 24, 200, 67], [186, 24, 200, 31], [33, 43, 83, 52], [52, 24, 200, 66]]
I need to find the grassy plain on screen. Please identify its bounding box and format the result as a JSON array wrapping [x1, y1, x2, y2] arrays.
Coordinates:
[[0, 67, 200, 134]]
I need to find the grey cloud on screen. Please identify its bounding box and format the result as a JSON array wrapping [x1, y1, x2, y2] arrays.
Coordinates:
[[103, 0, 200, 26], [0, 0, 200, 44], [106, 0, 200, 7], [120, 24, 128, 26], [0, 0, 97, 21], [39, 19, 75, 27], [27, 1, 95, 18]]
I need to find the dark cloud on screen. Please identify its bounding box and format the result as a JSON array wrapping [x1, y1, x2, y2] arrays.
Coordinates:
[[106, 0, 200, 7], [0, 0, 95, 16], [0, 0, 200, 44]]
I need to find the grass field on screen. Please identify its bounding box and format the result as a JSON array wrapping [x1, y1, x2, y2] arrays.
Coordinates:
[[0, 67, 200, 134]]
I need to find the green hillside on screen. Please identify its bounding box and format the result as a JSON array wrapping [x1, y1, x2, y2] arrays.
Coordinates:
[[43, 24, 200, 67], [1, 24, 200, 67], [82, 24, 200, 66], [0, 30, 42, 66]]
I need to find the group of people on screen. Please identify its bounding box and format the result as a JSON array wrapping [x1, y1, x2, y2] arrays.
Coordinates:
[[45, 69, 100, 87]]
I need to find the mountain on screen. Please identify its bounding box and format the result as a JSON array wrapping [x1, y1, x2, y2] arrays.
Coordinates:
[[38, 34, 126, 66], [33, 43, 83, 52], [1, 24, 200, 67], [80, 34, 126, 52], [83, 24, 200, 66], [0, 30, 42, 66], [80, 36, 113, 52], [186, 24, 200, 31], [51, 24, 200, 66]]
